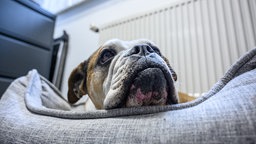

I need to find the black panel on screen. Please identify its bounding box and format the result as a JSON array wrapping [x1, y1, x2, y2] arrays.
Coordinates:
[[0, 0, 55, 49], [0, 34, 52, 79], [0, 77, 13, 98]]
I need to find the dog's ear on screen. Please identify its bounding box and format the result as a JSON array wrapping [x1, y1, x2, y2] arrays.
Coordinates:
[[67, 61, 88, 104], [162, 57, 177, 81]]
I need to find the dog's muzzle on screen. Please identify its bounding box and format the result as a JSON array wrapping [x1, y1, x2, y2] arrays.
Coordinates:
[[103, 44, 177, 109]]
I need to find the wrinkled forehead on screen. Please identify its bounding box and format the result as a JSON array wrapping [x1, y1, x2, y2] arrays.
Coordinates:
[[102, 39, 156, 51]]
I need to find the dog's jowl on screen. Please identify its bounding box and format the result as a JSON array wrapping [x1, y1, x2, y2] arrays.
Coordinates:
[[68, 39, 179, 110]]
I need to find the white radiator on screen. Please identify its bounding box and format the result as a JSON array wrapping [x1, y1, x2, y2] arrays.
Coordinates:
[[99, 0, 256, 96]]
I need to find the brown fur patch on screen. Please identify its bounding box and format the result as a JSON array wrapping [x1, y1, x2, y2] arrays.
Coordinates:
[[67, 61, 87, 104], [178, 92, 196, 103], [86, 47, 106, 109]]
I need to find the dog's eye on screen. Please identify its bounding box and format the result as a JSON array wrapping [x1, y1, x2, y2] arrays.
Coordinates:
[[100, 50, 116, 64]]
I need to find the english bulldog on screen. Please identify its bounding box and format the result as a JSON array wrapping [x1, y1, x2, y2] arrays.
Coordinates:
[[67, 39, 193, 110]]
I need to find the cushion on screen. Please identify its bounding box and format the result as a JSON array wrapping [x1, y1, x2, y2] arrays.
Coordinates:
[[0, 48, 256, 143]]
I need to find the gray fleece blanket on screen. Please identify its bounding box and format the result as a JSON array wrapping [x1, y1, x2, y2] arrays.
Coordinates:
[[0, 48, 256, 143]]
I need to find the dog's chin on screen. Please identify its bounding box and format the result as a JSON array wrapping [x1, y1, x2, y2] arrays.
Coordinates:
[[125, 68, 169, 107]]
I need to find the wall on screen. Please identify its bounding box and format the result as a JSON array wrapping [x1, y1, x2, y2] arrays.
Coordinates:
[[98, 0, 256, 96], [54, 0, 181, 96]]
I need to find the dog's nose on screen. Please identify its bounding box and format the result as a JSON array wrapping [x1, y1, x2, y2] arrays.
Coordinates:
[[131, 44, 154, 56]]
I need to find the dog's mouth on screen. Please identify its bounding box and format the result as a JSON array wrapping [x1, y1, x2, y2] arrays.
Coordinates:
[[125, 68, 168, 107]]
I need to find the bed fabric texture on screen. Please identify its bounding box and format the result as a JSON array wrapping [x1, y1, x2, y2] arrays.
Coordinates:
[[0, 48, 256, 143]]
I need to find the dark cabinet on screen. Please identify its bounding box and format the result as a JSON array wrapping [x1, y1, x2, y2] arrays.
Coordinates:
[[0, 0, 55, 97]]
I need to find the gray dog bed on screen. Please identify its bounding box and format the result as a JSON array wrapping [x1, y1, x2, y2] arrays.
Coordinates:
[[0, 48, 256, 143]]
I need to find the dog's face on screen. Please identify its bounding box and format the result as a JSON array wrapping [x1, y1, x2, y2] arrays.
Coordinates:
[[68, 39, 178, 109]]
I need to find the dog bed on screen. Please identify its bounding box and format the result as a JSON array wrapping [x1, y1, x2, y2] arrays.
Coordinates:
[[0, 48, 256, 143]]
